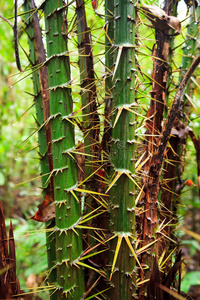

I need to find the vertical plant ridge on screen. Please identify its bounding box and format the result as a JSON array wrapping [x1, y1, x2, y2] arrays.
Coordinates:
[[42, 0, 85, 298], [108, 0, 137, 299]]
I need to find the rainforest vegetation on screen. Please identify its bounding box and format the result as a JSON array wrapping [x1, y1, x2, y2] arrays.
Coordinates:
[[0, 0, 200, 299]]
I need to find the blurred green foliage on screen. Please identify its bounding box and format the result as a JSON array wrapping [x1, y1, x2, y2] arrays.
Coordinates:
[[181, 271, 200, 293], [0, 0, 38, 179], [14, 220, 47, 285]]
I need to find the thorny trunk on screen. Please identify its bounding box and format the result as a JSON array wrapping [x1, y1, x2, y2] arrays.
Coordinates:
[[42, 0, 85, 298], [159, 0, 179, 268], [139, 4, 172, 294], [23, 0, 56, 287], [160, 4, 200, 265], [30, 0, 54, 196], [108, 0, 137, 299], [139, 51, 200, 296], [76, 0, 100, 174]]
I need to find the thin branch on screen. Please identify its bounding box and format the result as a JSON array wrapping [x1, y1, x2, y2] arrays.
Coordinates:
[[14, 0, 23, 72], [0, 4, 23, 72], [0, 15, 13, 28]]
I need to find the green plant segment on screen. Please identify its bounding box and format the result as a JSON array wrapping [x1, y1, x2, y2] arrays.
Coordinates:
[[23, 0, 49, 193], [108, 0, 137, 298], [23, 0, 56, 287], [42, 0, 84, 298]]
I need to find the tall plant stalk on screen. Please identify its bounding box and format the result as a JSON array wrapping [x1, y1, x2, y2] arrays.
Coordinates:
[[75, 0, 100, 218], [42, 0, 85, 298], [76, 1, 108, 293], [160, 3, 200, 261], [23, 0, 56, 288], [138, 2, 180, 294], [157, 0, 179, 265], [76, 0, 100, 177], [108, 0, 137, 298]]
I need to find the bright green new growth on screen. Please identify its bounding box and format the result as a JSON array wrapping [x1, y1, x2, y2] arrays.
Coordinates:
[[42, 0, 84, 298], [108, 0, 137, 298]]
